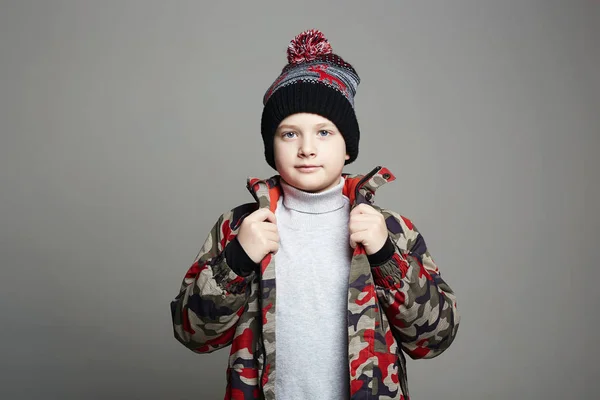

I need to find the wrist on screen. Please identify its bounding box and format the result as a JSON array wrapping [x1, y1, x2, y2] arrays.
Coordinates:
[[367, 237, 395, 267], [225, 237, 259, 277]]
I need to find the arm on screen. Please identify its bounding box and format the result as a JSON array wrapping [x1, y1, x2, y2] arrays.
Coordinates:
[[370, 209, 460, 359], [170, 208, 256, 354]]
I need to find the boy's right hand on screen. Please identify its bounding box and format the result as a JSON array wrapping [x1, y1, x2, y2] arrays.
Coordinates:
[[237, 208, 279, 264]]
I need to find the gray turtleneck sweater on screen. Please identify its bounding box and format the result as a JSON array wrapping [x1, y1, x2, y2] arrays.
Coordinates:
[[274, 177, 352, 399], [223, 176, 396, 398]]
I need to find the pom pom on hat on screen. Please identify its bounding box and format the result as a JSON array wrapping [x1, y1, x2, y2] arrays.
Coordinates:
[[287, 29, 333, 64]]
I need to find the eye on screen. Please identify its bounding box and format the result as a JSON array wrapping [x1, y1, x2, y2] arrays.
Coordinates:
[[318, 130, 331, 137], [282, 132, 297, 139]]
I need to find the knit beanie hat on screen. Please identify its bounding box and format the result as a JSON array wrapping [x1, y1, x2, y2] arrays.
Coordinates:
[[260, 29, 361, 170]]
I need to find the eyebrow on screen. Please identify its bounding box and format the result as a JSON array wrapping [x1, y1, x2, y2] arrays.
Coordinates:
[[276, 125, 296, 132], [277, 122, 336, 132]]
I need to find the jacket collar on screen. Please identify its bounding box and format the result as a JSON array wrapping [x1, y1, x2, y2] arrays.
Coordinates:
[[246, 166, 396, 211]]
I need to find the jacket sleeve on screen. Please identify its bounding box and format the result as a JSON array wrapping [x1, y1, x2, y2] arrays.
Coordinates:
[[170, 209, 255, 354], [371, 209, 460, 360]]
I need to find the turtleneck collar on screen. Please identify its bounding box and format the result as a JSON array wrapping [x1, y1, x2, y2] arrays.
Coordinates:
[[279, 177, 347, 214]]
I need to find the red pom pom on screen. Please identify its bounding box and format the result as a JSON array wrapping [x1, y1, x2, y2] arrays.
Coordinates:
[[287, 29, 333, 64]]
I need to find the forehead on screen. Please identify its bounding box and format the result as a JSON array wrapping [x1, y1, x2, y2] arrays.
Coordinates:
[[278, 113, 337, 130]]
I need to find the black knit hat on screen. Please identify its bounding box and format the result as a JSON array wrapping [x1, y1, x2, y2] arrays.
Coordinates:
[[261, 29, 361, 170]]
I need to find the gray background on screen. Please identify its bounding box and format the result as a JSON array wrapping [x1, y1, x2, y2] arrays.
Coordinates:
[[1, 1, 598, 399]]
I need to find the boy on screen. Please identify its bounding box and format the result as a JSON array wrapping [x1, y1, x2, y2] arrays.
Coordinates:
[[170, 29, 459, 400]]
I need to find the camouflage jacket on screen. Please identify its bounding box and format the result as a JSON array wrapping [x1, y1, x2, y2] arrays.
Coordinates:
[[170, 166, 460, 400]]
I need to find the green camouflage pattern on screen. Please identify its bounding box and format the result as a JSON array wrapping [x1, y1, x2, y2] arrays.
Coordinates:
[[170, 166, 460, 399]]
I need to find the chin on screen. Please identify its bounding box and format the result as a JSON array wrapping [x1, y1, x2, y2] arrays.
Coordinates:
[[290, 179, 320, 191], [292, 176, 336, 193], [279, 166, 341, 192], [298, 183, 325, 193]]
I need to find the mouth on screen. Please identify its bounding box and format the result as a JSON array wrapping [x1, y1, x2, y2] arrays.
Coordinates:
[[295, 165, 321, 172]]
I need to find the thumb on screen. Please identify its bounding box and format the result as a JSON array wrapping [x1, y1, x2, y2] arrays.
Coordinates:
[[250, 208, 277, 224]]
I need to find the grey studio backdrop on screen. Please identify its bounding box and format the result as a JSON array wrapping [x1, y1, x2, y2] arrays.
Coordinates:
[[1, 1, 598, 399]]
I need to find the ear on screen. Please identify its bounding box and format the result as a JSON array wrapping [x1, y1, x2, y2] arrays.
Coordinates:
[[345, 154, 350, 160]]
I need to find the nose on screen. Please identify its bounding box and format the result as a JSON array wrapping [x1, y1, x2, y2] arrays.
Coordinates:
[[298, 136, 316, 158]]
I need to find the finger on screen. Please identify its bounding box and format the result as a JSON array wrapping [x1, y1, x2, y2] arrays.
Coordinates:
[[349, 236, 356, 249], [349, 231, 366, 248], [352, 216, 385, 232], [263, 209, 277, 224], [251, 208, 277, 224], [349, 215, 382, 230], [268, 240, 280, 253], [263, 231, 280, 243], [351, 204, 378, 215], [348, 220, 373, 233], [350, 214, 381, 224], [260, 221, 279, 232]]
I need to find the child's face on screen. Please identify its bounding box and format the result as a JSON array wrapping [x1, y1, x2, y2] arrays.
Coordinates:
[[273, 113, 349, 193]]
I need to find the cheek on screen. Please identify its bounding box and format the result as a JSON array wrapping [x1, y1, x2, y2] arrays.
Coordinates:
[[273, 141, 294, 163], [328, 137, 348, 161]]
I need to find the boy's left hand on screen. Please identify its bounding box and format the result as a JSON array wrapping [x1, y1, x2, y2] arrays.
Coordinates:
[[349, 204, 388, 255]]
